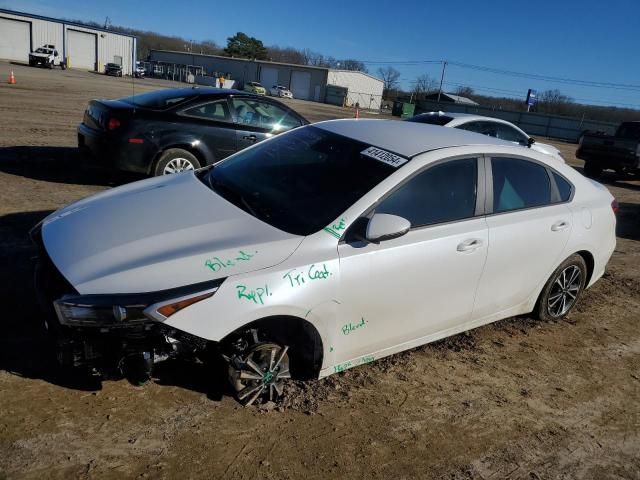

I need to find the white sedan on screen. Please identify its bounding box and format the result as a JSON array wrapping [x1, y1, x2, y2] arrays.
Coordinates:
[[270, 85, 293, 98], [34, 120, 616, 405], [407, 111, 565, 162]]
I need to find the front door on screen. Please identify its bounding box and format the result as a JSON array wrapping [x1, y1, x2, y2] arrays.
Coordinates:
[[335, 157, 488, 364], [178, 99, 237, 160], [229, 97, 303, 151]]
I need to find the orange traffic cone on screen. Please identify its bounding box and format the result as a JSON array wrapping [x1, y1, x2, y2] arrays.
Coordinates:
[[8, 71, 16, 84], [354, 107, 359, 119]]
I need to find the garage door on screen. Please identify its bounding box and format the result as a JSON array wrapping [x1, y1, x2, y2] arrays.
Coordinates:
[[0, 18, 30, 61], [67, 30, 96, 70], [290, 71, 311, 100], [260, 67, 279, 92]]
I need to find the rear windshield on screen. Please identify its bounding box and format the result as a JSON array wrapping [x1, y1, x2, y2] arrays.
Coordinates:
[[616, 123, 640, 140], [120, 90, 191, 110], [200, 126, 401, 235], [405, 114, 453, 126]]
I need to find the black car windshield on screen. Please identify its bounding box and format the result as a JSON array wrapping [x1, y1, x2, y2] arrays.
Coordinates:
[[616, 122, 640, 140], [405, 114, 453, 126], [200, 126, 401, 235], [120, 90, 190, 109]]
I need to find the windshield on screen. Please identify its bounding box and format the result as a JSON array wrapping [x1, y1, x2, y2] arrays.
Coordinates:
[[120, 89, 191, 109], [200, 126, 401, 235], [35, 48, 52, 54], [405, 114, 453, 126], [617, 122, 640, 140]]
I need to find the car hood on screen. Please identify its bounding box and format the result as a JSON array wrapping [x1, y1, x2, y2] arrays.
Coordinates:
[[41, 172, 303, 295], [30, 53, 51, 58]]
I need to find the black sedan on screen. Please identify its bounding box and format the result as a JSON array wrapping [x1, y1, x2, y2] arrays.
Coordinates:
[[77, 87, 308, 176]]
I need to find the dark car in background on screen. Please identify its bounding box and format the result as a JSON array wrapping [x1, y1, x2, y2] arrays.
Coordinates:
[[77, 87, 309, 176], [577, 121, 640, 178], [105, 63, 123, 77]]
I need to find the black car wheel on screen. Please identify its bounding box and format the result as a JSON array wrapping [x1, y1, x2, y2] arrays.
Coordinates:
[[535, 254, 587, 321], [154, 148, 201, 176]]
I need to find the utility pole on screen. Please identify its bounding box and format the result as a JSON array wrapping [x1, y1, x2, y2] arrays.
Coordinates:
[[437, 61, 447, 103]]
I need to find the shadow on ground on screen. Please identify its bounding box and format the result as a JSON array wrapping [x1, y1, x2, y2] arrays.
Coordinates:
[[0, 146, 143, 186], [0, 209, 228, 399]]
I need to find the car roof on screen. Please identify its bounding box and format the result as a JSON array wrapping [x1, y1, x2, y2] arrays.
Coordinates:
[[315, 119, 514, 158], [153, 87, 252, 98], [418, 111, 517, 124]]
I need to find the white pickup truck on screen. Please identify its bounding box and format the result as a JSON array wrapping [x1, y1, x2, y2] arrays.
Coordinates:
[[28, 44, 66, 69]]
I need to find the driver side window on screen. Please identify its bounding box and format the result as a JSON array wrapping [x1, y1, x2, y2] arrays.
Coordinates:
[[375, 158, 478, 228], [231, 98, 301, 131]]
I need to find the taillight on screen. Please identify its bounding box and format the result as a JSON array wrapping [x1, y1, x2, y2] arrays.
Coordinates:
[[611, 199, 619, 215], [107, 118, 121, 130]]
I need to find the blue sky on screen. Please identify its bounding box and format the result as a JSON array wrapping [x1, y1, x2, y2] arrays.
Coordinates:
[[3, 0, 639, 108]]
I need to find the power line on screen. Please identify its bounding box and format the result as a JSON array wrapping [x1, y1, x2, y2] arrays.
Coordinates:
[[364, 58, 640, 92]]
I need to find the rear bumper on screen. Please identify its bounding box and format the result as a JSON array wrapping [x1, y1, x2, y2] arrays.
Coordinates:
[[77, 123, 151, 174]]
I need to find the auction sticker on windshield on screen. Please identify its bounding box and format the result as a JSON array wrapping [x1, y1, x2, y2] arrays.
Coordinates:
[[361, 146, 408, 168]]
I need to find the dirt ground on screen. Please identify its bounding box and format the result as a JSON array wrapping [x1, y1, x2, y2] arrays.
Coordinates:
[[0, 62, 638, 480]]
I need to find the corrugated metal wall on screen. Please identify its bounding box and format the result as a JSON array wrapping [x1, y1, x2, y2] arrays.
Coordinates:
[[149, 50, 329, 101], [327, 70, 384, 110], [0, 10, 135, 74]]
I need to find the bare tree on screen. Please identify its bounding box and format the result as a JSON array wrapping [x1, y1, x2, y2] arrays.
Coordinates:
[[454, 86, 474, 98], [412, 73, 438, 99], [537, 89, 574, 115], [377, 67, 401, 97]]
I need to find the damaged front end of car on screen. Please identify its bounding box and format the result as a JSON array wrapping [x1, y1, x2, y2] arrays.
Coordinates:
[[31, 222, 224, 384]]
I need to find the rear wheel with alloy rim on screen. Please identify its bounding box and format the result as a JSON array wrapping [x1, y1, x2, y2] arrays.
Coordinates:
[[536, 254, 587, 321], [154, 148, 201, 176]]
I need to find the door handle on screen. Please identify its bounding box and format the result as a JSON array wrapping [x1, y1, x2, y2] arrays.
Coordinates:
[[242, 135, 257, 142], [551, 220, 569, 232], [457, 238, 483, 252]]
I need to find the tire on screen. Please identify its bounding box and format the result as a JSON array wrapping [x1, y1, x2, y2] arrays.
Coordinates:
[[535, 254, 587, 321], [228, 340, 291, 406], [48, 61, 53, 69], [584, 161, 603, 179], [153, 148, 201, 176], [60, 62, 66, 70]]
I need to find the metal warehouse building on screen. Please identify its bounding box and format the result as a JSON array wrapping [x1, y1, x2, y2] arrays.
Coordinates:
[[148, 50, 384, 108], [0, 8, 136, 74]]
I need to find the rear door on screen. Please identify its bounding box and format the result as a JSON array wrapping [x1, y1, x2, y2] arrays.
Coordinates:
[[178, 99, 237, 160], [472, 156, 573, 320], [230, 96, 304, 151]]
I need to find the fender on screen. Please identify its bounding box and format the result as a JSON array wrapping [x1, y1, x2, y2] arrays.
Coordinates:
[[149, 129, 217, 172]]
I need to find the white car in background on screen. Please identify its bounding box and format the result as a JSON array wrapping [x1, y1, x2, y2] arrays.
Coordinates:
[[34, 120, 616, 406], [270, 85, 293, 98], [407, 112, 565, 162]]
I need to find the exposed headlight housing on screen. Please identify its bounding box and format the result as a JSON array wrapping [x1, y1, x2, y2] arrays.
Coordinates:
[[52, 279, 224, 328], [54, 300, 148, 327]]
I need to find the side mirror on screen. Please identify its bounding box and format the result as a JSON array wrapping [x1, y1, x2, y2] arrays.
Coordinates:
[[528, 137, 536, 146], [366, 213, 411, 243]]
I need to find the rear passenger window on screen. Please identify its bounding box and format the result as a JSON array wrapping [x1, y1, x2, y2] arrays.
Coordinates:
[[183, 101, 231, 122], [492, 157, 551, 213], [553, 172, 573, 202], [375, 158, 477, 227]]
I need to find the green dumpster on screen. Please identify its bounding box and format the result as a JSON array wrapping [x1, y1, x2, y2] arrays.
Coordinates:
[[392, 101, 415, 118]]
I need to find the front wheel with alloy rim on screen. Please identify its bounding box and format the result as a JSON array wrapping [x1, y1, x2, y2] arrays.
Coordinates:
[[535, 254, 587, 321], [228, 341, 291, 406], [154, 148, 201, 176]]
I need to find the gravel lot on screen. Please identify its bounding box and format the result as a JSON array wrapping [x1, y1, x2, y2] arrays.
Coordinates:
[[0, 61, 639, 479]]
